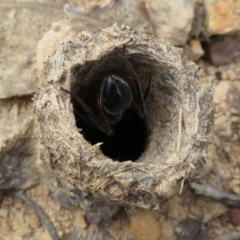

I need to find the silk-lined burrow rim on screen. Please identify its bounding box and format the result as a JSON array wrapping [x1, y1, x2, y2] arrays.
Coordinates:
[[33, 24, 214, 212]]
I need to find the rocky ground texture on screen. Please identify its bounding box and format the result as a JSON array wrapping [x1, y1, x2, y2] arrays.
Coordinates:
[[0, 0, 240, 239]]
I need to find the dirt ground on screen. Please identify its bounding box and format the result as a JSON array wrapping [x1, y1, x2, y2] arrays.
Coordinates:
[[0, 1, 240, 240]]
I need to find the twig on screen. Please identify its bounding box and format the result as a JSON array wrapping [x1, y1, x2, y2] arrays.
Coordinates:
[[177, 107, 182, 152], [15, 191, 60, 240], [190, 182, 240, 207], [179, 178, 185, 195]]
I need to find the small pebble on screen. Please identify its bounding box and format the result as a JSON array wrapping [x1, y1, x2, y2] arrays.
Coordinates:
[[188, 40, 204, 61], [0, 218, 12, 237], [0, 209, 8, 218], [230, 208, 240, 226], [7, 9, 17, 18], [204, 38, 240, 66]]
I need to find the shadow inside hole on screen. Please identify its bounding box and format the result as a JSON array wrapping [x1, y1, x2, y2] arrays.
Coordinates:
[[70, 48, 152, 161], [74, 107, 148, 162]]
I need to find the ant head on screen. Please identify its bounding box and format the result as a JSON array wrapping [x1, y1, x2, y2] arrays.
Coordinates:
[[101, 75, 132, 114]]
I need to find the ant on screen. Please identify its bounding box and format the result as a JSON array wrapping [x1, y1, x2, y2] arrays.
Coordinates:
[[61, 45, 151, 137]]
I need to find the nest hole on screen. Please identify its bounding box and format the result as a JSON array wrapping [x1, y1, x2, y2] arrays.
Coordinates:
[[75, 109, 148, 161], [69, 48, 155, 162]]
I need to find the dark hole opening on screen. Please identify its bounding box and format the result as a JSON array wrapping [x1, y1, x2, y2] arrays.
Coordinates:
[[69, 49, 151, 162], [73, 107, 148, 162]]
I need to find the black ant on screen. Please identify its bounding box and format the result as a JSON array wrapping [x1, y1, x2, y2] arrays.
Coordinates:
[[61, 45, 151, 137]]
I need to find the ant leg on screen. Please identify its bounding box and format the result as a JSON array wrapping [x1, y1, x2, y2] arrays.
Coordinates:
[[131, 101, 144, 119], [61, 87, 112, 136], [144, 73, 152, 102], [122, 45, 146, 117], [98, 96, 114, 136], [61, 88, 92, 114]]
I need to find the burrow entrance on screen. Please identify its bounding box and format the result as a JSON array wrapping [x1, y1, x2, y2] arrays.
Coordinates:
[[69, 48, 152, 162]]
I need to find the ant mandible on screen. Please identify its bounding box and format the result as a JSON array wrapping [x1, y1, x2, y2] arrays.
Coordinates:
[[61, 45, 151, 137]]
